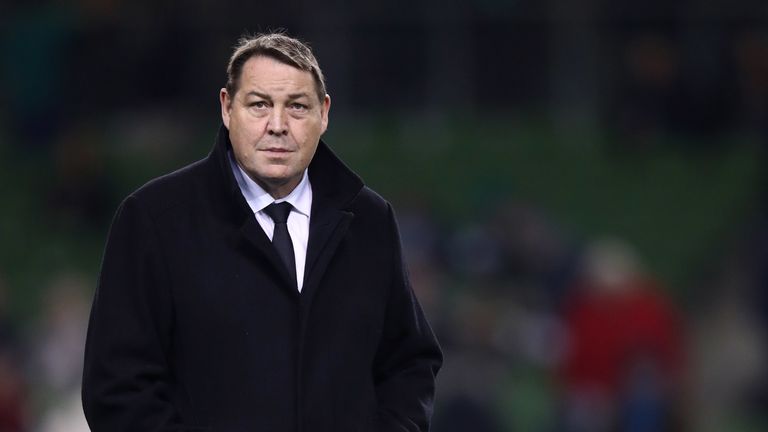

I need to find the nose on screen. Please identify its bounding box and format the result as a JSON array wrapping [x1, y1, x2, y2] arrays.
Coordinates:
[[267, 107, 288, 136]]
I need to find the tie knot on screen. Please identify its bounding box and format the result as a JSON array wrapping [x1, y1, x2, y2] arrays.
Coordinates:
[[264, 202, 293, 224]]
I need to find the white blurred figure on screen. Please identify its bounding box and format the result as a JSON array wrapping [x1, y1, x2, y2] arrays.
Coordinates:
[[37, 392, 89, 432], [691, 291, 766, 432], [29, 272, 90, 432]]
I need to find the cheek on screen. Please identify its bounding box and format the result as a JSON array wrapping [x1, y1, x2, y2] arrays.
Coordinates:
[[234, 119, 268, 148], [293, 121, 322, 145]]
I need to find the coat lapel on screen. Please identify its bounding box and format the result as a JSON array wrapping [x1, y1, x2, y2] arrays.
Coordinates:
[[300, 140, 363, 295], [302, 195, 354, 296], [239, 216, 299, 296]]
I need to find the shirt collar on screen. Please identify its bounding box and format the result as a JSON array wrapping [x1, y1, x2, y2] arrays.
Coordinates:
[[228, 151, 312, 217]]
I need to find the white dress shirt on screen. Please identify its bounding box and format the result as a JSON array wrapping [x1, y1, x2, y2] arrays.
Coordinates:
[[229, 152, 312, 291]]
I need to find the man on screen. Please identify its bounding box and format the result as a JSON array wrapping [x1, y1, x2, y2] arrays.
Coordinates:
[[82, 33, 442, 432]]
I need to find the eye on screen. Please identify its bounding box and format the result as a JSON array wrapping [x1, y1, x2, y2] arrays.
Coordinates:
[[249, 101, 268, 109], [289, 102, 308, 111]]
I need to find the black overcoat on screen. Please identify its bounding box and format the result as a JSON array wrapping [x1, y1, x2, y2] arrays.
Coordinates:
[[82, 126, 442, 432]]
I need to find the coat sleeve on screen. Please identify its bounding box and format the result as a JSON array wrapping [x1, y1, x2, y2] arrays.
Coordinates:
[[373, 203, 443, 432], [82, 196, 200, 432]]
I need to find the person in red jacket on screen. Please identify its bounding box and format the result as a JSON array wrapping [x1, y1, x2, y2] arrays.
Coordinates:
[[559, 238, 684, 431]]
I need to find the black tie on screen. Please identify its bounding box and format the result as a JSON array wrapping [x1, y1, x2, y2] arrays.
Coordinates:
[[263, 202, 297, 286]]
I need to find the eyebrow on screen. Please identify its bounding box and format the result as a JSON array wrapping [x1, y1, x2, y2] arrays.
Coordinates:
[[286, 93, 309, 100], [244, 91, 271, 100], [243, 91, 309, 101]]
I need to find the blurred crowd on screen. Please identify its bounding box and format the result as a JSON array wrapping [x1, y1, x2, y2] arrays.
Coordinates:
[[2, 0, 768, 431], [1, 207, 766, 431], [406, 205, 768, 431]]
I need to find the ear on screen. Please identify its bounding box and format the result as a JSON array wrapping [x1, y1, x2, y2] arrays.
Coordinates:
[[220, 88, 231, 128], [320, 94, 331, 134]]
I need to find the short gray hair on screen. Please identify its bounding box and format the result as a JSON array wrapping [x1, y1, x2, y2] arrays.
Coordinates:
[[225, 32, 327, 103]]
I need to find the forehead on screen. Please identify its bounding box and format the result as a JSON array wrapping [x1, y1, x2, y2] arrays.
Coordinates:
[[238, 55, 316, 95]]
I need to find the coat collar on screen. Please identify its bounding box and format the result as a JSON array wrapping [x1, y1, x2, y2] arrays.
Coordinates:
[[205, 124, 364, 221], [205, 124, 362, 296]]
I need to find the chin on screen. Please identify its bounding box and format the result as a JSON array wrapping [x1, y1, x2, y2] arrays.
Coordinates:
[[262, 173, 295, 185], [252, 165, 290, 179]]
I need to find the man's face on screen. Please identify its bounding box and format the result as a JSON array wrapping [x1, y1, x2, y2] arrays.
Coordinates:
[[220, 55, 330, 198]]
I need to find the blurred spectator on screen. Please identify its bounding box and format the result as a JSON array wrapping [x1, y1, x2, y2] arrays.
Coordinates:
[[36, 391, 89, 432], [611, 33, 684, 150], [433, 291, 508, 432], [0, 274, 27, 432], [489, 201, 575, 304], [396, 198, 447, 319], [46, 123, 112, 232], [0, 275, 19, 358], [0, 351, 27, 432], [558, 238, 684, 432], [447, 224, 504, 282], [27, 272, 90, 431], [610, 29, 737, 150], [734, 29, 768, 142], [691, 292, 766, 432], [690, 237, 768, 431]]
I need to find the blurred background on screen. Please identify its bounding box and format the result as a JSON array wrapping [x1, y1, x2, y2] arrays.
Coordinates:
[[1, 0, 767, 431]]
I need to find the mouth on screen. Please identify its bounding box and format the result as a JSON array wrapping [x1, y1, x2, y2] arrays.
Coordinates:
[[259, 147, 294, 154]]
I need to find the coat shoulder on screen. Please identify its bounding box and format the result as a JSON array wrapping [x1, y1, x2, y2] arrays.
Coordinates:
[[351, 186, 391, 216], [123, 157, 209, 219], [347, 186, 400, 241]]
